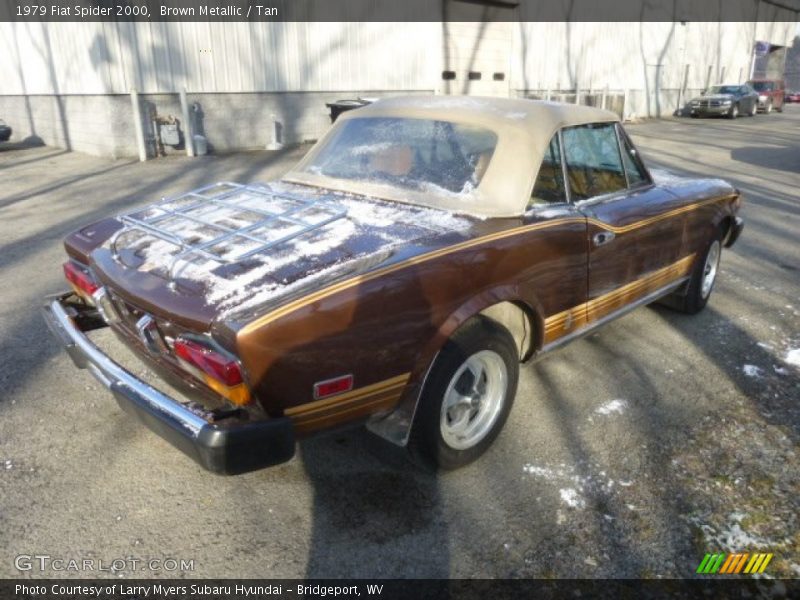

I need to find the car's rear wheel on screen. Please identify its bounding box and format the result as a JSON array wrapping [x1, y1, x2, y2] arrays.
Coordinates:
[[409, 316, 518, 471], [765, 100, 773, 114], [676, 229, 723, 314], [727, 103, 739, 119]]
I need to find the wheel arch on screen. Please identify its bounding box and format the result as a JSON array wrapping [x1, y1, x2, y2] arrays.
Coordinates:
[[365, 288, 544, 447], [478, 300, 541, 363], [433, 288, 545, 365]]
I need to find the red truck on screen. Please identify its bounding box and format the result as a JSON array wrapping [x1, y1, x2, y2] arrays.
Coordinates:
[[747, 79, 785, 113]]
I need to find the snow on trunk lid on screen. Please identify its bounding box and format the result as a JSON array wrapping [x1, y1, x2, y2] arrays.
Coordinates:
[[105, 181, 473, 316]]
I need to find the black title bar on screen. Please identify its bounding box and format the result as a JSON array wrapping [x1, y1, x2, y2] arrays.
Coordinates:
[[2, 0, 799, 22], [4, 579, 800, 600]]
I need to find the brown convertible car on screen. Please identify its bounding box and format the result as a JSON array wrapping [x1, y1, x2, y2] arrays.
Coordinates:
[[43, 96, 744, 474]]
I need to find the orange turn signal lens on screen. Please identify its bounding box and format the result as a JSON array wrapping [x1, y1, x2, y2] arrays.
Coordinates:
[[173, 337, 251, 406]]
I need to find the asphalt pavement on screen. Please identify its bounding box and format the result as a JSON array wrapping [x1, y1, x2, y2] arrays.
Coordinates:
[[0, 107, 798, 579]]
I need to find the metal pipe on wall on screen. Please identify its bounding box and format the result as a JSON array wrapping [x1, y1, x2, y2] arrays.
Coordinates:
[[130, 89, 147, 162], [179, 87, 194, 158]]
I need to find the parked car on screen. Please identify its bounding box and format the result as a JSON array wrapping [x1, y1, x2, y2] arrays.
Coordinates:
[[688, 84, 759, 118], [784, 90, 800, 103], [747, 79, 785, 113], [0, 119, 12, 142], [43, 97, 744, 474]]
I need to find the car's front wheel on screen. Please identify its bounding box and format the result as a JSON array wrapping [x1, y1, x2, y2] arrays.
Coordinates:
[[749, 102, 757, 117], [727, 103, 739, 119], [409, 316, 518, 470], [676, 230, 723, 314], [765, 100, 773, 114]]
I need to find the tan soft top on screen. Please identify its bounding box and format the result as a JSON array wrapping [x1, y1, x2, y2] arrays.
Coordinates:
[[284, 95, 620, 218]]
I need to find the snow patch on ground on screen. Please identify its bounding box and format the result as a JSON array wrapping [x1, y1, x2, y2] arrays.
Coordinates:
[[595, 399, 628, 416], [742, 364, 763, 378], [523, 462, 627, 511], [559, 488, 586, 509], [690, 513, 778, 552], [784, 348, 800, 368], [522, 464, 560, 479]]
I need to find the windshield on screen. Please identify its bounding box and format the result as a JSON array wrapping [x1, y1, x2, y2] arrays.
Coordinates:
[[299, 117, 498, 195], [750, 81, 774, 92], [708, 86, 740, 95]]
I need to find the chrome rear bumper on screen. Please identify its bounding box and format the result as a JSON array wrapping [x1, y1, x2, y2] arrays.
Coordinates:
[[42, 293, 295, 474]]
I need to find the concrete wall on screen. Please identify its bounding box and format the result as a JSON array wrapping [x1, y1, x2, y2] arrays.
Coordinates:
[[0, 90, 433, 157], [0, 94, 121, 156]]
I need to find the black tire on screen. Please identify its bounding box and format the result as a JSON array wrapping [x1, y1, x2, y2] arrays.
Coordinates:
[[748, 102, 757, 117], [408, 316, 519, 471], [776, 103, 783, 113], [727, 103, 739, 119], [675, 228, 724, 314], [690, 113, 700, 119], [765, 101, 772, 114]]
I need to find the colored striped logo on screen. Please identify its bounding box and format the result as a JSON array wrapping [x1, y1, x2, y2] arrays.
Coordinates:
[[696, 552, 773, 574]]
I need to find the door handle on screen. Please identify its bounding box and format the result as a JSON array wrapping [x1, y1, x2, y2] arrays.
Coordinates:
[[593, 231, 616, 247]]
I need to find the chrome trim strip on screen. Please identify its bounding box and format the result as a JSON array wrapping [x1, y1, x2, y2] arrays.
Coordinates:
[[557, 128, 572, 205], [538, 277, 689, 355], [45, 298, 209, 436], [614, 122, 631, 189]]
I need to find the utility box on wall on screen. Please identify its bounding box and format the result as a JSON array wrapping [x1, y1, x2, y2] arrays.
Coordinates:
[[160, 123, 180, 146]]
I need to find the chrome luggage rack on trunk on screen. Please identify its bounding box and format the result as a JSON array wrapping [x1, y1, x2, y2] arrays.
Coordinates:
[[109, 182, 346, 284]]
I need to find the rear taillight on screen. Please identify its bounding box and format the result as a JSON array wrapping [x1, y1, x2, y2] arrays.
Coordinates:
[[173, 337, 251, 406], [63, 261, 100, 301]]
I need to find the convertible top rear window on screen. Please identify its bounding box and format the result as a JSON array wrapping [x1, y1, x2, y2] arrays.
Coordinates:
[[301, 117, 498, 196]]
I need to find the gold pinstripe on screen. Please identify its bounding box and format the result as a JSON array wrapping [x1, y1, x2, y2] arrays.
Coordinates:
[[239, 196, 730, 335], [585, 195, 732, 234], [239, 217, 586, 335], [292, 391, 404, 430], [285, 373, 410, 418], [544, 253, 696, 342]]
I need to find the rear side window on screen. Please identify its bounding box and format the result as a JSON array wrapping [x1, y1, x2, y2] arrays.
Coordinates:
[[530, 134, 567, 206], [562, 123, 626, 200]]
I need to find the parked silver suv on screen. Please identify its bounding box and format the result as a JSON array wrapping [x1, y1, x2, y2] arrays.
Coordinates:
[[688, 84, 759, 119]]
